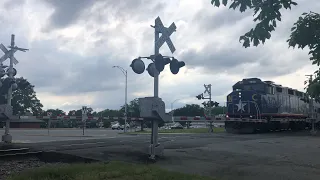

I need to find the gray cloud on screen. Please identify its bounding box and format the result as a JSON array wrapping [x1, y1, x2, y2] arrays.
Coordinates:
[[179, 40, 310, 79], [42, 0, 96, 29], [193, 6, 252, 33], [2, 0, 25, 9], [10, 37, 147, 97], [0, 0, 319, 113], [179, 42, 266, 74], [43, 0, 166, 30]]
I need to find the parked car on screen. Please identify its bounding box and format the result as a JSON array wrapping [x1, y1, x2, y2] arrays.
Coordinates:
[[170, 123, 183, 129], [111, 123, 121, 130], [112, 123, 130, 130]]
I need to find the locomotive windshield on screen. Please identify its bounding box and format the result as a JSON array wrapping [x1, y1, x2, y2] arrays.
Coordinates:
[[232, 81, 267, 93]]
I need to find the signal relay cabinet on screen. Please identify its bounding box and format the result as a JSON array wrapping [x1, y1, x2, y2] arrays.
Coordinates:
[[138, 97, 171, 122]]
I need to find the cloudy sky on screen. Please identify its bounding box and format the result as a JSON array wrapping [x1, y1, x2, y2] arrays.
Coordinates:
[[0, 0, 318, 113]]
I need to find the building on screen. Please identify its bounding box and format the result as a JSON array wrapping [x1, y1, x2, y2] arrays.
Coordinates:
[[1, 118, 44, 128]]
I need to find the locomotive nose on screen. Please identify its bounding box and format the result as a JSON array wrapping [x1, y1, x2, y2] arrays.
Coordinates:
[[227, 90, 261, 117], [227, 90, 260, 102]]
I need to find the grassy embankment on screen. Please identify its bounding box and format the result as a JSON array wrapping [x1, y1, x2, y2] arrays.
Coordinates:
[[8, 161, 216, 180]]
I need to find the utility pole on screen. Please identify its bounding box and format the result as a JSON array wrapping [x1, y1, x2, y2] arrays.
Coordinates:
[[113, 66, 128, 133], [171, 99, 180, 123], [47, 112, 52, 135]]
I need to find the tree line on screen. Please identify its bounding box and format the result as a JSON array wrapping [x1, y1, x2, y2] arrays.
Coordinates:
[[9, 77, 226, 128]]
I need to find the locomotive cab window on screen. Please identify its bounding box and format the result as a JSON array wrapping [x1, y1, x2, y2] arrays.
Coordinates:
[[242, 83, 265, 93], [296, 91, 303, 97], [267, 85, 275, 94], [276, 87, 282, 93], [288, 89, 294, 95]]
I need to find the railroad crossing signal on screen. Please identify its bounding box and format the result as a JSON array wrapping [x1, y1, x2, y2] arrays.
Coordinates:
[[154, 17, 176, 53], [130, 17, 185, 160], [130, 17, 184, 77], [82, 106, 87, 115], [1, 34, 28, 143], [204, 84, 211, 95]]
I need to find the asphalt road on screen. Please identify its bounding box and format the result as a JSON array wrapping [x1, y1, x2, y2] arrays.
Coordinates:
[[0, 128, 133, 143], [12, 130, 320, 180]]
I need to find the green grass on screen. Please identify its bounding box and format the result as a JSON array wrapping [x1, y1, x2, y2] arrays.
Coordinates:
[[124, 127, 225, 134], [7, 161, 215, 180]]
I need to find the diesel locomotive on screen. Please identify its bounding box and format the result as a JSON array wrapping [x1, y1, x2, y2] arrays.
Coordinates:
[[225, 78, 320, 133]]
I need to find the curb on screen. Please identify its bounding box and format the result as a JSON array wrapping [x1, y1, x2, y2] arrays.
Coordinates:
[[24, 135, 94, 137]]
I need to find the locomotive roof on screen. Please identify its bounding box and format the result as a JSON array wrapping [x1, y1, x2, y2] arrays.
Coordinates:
[[235, 78, 304, 93]]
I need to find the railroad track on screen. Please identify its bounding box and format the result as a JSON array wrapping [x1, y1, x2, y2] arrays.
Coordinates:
[[0, 147, 42, 158]]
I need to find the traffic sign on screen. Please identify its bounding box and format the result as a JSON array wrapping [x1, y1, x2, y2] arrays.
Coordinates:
[[155, 17, 176, 53], [47, 112, 52, 116], [0, 44, 18, 65]]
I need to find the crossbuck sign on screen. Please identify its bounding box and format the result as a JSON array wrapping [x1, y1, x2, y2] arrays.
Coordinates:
[[155, 17, 176, 54], [0, 44, 19, 65]]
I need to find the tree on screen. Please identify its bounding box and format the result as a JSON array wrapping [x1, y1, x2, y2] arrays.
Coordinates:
[[44, 109, 65, 116], [211, 106, 227, 115], [174, 104, 205, 116], [211, 1, 320, 97], [98, 109, 122, 117], [119, 98, 140, 117], [211, 0, 298, 48], [289, 12, 320, 98], [67, 109, 82, 116], [11, 77, 43, 115], [67, 107, 95, 116]]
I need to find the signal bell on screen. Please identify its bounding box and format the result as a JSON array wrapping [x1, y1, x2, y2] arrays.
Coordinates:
[[170, 58, 185, 74], [154, 54, 170, 73], [130, 58, 145, 74]]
